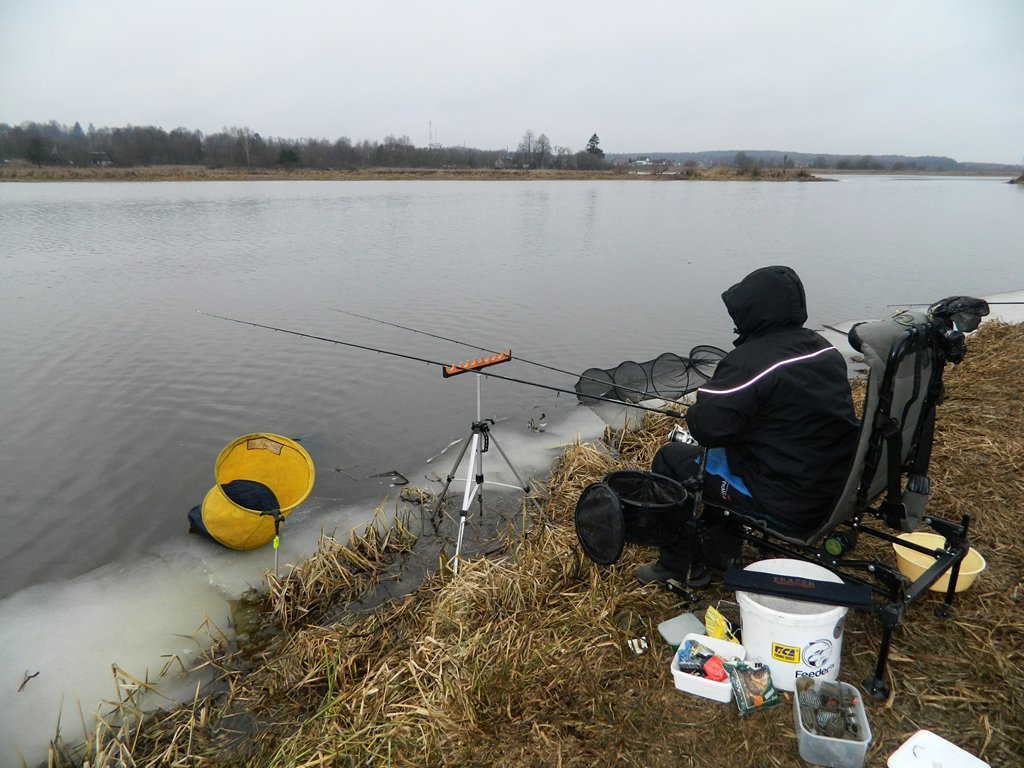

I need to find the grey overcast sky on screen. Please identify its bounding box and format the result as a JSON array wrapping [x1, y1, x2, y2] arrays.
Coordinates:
[[2, 0, 1022, 164]]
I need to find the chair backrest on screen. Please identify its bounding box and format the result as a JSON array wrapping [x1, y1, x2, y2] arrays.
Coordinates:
[[784, 310, 943, 545]]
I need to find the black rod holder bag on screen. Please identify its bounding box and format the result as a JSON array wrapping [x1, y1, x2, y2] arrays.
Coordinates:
[[574, 471, 689, 565]]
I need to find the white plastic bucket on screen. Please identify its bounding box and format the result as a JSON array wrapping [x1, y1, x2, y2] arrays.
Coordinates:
[[736, 559, 848, 692]]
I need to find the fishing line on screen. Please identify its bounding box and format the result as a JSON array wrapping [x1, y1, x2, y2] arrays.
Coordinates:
[[198, 311, 689, 418], [327, 306, 655, 400]]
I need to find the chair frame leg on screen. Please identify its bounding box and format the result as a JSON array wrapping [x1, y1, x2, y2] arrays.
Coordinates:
[[862, 602, 902, 701]]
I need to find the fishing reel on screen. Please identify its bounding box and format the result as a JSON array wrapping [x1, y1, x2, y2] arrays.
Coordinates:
[[667, 424, 698, 445], [927, 296, 989, 364]]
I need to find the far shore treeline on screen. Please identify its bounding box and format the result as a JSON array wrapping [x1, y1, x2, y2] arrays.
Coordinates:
[[3, 121, 611, 172], [2, 120, 1020, 174]]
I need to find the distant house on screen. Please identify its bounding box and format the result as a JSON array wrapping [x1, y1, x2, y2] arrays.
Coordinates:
[[90, 151, 114, 167]]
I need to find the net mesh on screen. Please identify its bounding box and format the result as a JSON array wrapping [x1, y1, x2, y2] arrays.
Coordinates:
[[574, 345, 726, 404]]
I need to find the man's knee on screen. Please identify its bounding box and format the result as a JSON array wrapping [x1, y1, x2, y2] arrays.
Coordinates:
[[652, 442, 701, 481]]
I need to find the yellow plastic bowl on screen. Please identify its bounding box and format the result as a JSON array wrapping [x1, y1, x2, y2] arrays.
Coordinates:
[[892, 532, 986, 592]]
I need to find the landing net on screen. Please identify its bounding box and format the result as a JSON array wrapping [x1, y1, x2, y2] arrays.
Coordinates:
[[574, 345, 726, 404]]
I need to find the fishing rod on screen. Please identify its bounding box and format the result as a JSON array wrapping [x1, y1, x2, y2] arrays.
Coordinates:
[[198, 311, 690, 419], [886, 302, 1023, 307], [327, 306, 657, 400]]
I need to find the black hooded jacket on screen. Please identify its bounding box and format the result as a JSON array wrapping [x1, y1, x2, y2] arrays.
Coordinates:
[[685, 266, 859, 531]]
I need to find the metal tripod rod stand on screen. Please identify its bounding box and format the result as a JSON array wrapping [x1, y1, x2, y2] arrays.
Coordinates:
[[434, 373, 535, 575]]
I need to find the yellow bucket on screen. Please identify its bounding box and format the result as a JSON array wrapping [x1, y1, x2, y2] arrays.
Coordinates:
[[197, 434, 315, 550]]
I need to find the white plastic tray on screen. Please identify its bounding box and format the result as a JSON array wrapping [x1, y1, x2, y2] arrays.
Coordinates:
[[670, 633, 745, 703]]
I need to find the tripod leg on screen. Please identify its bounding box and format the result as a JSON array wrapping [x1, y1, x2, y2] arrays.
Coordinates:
[[433, 433, 474, 519], [453, 433, 481, 575]]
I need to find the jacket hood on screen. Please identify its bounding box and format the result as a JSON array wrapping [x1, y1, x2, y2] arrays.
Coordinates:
[[722, 265, 807, 344]]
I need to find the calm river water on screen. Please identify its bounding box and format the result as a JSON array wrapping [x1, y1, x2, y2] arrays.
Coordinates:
[[1, 174, 1021, 761]]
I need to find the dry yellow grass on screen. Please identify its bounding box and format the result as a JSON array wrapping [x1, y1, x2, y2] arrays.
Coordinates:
[[51, 323, 1023, 767]]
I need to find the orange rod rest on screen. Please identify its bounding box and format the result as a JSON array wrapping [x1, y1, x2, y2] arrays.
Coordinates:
[[443, 349, 513, 377]]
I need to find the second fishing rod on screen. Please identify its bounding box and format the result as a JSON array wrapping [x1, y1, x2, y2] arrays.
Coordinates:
[[200, 311, 699, 419]]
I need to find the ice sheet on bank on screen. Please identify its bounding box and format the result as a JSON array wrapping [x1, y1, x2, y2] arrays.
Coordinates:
[[0, 553, 228, 764], [0, 404, 610, 766], [0, 493, 426, 763]]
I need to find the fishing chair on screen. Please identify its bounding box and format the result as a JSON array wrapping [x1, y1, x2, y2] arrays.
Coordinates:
[[705, 296, 990, 701]]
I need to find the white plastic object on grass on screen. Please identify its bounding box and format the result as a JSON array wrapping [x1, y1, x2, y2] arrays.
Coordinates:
[[887, 730, 989, 768]]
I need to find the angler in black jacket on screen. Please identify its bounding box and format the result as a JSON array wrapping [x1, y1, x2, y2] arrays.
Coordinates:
[[638, 265, 859, 587]]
